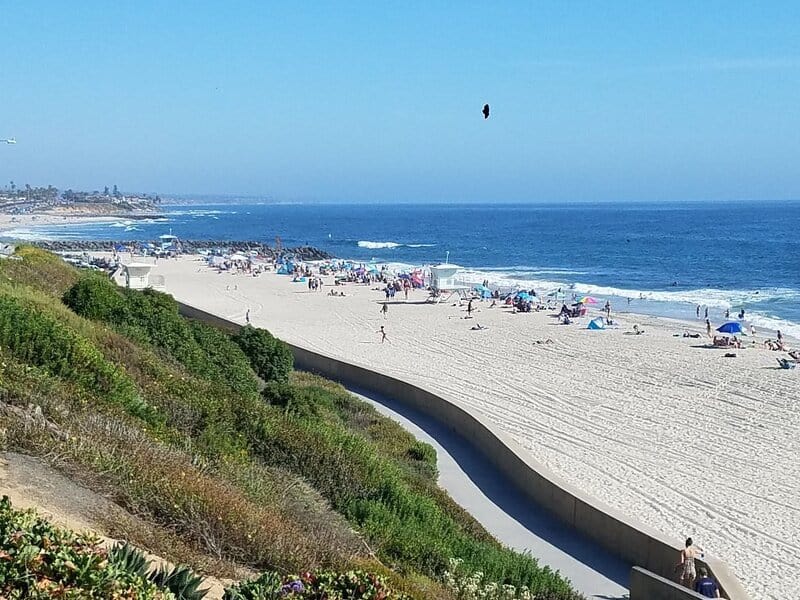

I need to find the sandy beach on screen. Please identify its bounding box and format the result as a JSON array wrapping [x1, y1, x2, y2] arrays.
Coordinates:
[[0, 212, 121, 236], [121, 255, 796, 598]]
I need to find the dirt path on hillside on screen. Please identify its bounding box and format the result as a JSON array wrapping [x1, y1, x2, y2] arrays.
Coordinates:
[[0, 452, 227, 598]]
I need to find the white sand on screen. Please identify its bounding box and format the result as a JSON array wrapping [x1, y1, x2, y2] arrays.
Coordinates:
[[0, 212, 121, 235], [130, 256, 798, 598]]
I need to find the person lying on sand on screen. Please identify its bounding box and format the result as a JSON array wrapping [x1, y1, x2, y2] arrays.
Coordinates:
[[682, 331, 701, 338], [624, 324, 645, 335], [534, 339, 555, 344], [470, 323, 487, 331]]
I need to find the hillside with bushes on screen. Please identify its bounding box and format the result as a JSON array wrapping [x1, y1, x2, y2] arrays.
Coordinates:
[[0, 246, 582, 600]]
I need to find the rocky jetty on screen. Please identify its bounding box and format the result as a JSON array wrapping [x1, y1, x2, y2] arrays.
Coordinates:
[[32, 240, 333, 261]]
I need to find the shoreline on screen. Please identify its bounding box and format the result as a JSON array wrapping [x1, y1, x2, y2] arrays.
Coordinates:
[[0, 211, 165, 236], [101, 253, 796, 599]]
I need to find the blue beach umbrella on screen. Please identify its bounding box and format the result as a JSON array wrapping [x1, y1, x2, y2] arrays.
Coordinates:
[[717, 322, 743, 335]]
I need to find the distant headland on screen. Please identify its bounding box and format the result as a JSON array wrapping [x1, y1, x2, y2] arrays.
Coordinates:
[[0, 182, 163, 218]]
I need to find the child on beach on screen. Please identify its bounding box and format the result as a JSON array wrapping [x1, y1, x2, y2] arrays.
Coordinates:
[[380, 303, 388, 318], [377, 325, 387, 343]]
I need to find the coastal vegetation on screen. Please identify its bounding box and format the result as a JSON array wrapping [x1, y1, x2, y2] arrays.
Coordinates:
[[0, 246, 581, 599]]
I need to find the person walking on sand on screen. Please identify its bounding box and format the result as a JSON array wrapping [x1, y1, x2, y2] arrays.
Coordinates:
[[245, 309, 250, 325], [704, 306, 708, 319], [605, 300, 612, 320], [677, 537, 704, 589], [380, 303, 388, 318], [706, 319, 712, 338], [377, 325, 388, 343], [467, 298, 474, 318], [696, 304, 700, 318]]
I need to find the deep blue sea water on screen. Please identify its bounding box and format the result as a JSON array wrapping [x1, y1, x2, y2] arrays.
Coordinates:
[[4, 201, 800, 336]]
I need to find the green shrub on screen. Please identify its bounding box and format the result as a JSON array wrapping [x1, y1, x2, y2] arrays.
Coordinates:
[[63, 276, 260, 399], [0, 293, 155, 422], [62, 273, 128, 321], [233, 325, 293, 383]]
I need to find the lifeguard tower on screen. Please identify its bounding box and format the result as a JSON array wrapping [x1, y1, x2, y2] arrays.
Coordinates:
[[121, 262, 164, 290], [428, 263, 469, 303]]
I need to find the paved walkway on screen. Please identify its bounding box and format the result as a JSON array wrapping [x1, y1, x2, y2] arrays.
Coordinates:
[[349, 387, 631, 599]]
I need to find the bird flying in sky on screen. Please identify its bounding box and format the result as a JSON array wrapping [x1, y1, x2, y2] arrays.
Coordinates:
[[482, 104, 490, 119]]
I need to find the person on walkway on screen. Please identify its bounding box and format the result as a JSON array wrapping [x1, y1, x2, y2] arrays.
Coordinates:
[[377, 325, 387, 344], [693, 567, 720, 598], [677, 537, 704, 589], [380, 303, 388, 318]]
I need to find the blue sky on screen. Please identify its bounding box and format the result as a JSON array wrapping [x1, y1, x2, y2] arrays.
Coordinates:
[[1, 2, 799, 202]]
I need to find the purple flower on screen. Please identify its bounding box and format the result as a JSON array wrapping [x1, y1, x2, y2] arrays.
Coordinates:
[[280, 579, 305, 595]]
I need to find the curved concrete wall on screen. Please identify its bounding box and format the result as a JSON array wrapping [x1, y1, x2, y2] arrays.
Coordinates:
[[176, 301, 749, 600]]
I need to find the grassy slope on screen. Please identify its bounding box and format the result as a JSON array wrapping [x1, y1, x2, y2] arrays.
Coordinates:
[[0, 247, 580, 599]]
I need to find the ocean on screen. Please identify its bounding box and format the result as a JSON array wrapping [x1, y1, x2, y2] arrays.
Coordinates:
[[4, 200, 800, 337]]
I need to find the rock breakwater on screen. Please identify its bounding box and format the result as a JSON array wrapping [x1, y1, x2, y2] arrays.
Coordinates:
[[32, 240, 333, 261]]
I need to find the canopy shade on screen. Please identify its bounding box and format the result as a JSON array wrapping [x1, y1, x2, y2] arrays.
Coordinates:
[[717, 322, 743, 335]]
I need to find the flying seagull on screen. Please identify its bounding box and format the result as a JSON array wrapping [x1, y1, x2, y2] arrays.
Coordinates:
[[482, 104, 490, 119]]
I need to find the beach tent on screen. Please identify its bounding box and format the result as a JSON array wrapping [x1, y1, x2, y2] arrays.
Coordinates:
[[474, 285, 492, 299], [587, 318, 606, 330]]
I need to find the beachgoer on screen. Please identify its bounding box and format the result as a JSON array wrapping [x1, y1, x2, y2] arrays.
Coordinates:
[[677, 537, 704, 589], [404, 287, 408, 301], [706, 319, 712, 338], [378, 325, 387, 343], [750, 324, 757, 337], [605, 300, 611, 320], [380, 303, 388, 318], [704, 306, 708, 319], [245, 309, 250, 325], [628, 297, 632, 305], [724, 308, 730, 319], [693, 567, 720, 598], [467, 299, 474, 317], [777, 329, 783, 343], [696, 305, 700, 318]]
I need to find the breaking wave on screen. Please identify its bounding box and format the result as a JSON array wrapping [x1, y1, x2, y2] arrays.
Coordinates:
[[357, 240, 435, 250]]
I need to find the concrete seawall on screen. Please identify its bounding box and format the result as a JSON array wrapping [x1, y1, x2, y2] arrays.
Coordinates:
[[176, 301, 750, 600]]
